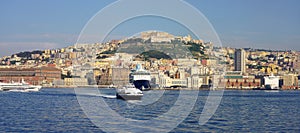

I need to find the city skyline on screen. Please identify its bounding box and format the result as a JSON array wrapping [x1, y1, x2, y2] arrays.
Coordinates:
[[0, 0, 300, 57], [1, 1, 300, 132]]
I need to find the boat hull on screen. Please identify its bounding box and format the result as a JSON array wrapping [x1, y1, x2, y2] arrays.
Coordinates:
[[116, 93, 143, 100], [133, 80, 151, 91], [0, 85, 42, 92], [252, 87, 280, 91]]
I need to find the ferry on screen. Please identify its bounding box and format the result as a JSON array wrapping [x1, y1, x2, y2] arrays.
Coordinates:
[[0, 79, 42, 92], [253, 74, 280, 91], [116, 84, 143, 100], [253, 85, 280, 91], [130, 64, 151, 91]]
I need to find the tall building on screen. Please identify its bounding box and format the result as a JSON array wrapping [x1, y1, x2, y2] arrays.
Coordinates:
[[234, 49, 246, 74]]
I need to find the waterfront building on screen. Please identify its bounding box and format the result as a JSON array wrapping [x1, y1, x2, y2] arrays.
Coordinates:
[[159, 75, 187, 88], [98, 68, 112, 85], [0, 66, 61, 86], [222, 75, 260, 89], [157, 69, 203, 89], [282, 74, 298, 89], [64, 78, 88, 87], [112, 67, 130, 86], [0, 68, 38, 85], [211, 75, 225, 89], [199, 75, 210, 87], [35, 66, 62, 85], [150, 71, 159, 85], [53, 79, 64, 87], [187, 76, 203, 89], [234, 49, 246, 74]]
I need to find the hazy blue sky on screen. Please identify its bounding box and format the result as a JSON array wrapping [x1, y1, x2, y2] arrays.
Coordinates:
[[0, 0, 299, 57]]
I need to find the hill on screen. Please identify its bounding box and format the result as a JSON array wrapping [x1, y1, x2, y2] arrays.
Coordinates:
[[137, 50, 172, 60]]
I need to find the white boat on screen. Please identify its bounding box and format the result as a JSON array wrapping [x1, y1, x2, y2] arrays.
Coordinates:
[[116, 84, 143, 100], [0, 79, 42, 92], [253, 85, 280, 91]]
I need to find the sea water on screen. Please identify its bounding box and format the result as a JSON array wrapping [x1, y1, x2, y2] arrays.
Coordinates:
[[0, 89, 299, 132]]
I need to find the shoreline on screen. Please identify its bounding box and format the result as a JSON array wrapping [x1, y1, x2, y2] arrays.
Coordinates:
[[41, 86, 300, 91]]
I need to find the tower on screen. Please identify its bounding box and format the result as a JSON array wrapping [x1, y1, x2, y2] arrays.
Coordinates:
[[234, 49, 246, 74]]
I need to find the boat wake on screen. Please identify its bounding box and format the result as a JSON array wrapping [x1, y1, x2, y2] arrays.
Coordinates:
[[98, 94, 117, 99], [264, 90, 280, 92], [76, 92, 116, 99], [8, 89, 29, 93]]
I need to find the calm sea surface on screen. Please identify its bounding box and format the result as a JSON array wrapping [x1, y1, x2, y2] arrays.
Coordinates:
[[0, 88, 299, 132]]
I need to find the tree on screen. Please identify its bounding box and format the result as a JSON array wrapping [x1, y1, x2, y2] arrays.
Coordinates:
[[138, 50, 172, 60]]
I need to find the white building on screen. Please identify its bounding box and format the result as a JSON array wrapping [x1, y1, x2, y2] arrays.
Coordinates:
[[158, 71, 203, 88], [187, 76, 203, 88], [140, 31, 174, 43], [64, 78, 88, 87]]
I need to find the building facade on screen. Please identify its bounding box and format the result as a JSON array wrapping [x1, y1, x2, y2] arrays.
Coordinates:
[[282, 74, 298, 89], [112, 67, 130, 86], [234, 49, 246, 74], [0, 66, 61, 85], [64, 78, 88, 87], [222, 75, 261, 89]]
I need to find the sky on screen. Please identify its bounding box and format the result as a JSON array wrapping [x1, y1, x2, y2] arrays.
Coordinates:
[[0, 0, 299, 57]]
